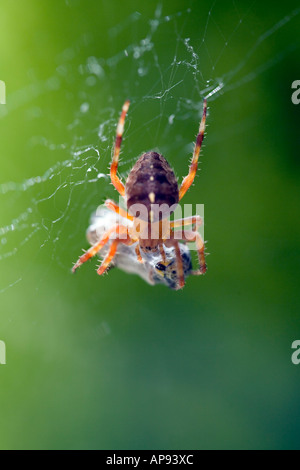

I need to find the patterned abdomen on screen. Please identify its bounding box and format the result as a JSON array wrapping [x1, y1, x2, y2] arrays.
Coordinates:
[[125, 151, 179, 221]]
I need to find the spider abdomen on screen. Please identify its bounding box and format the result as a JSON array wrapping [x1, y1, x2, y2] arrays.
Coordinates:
[[125, 151, 179, 221]]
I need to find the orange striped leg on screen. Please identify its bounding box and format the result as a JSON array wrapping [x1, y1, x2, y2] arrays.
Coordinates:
[[173, 241, 185, 290], [164, 236, 186, 289], [181, 230, 206, 275], [97, 239, 119, 275], [72, 224, 128, 273], [105, 199, 133, 221], [97, 231, 135, 275], [171, 215, 203, 231], [110, 100, 130, 197], [159, 243, 167, 263], [179, 99, 207, 201]]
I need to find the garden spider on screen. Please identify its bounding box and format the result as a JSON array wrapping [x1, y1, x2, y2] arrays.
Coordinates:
[[72, 99, 207, 289]]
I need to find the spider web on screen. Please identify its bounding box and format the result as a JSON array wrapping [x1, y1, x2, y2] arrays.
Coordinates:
[[0, 1, 299, 295]]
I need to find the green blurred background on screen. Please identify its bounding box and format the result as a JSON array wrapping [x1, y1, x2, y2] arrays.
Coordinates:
[[0, 0, 299, 450]]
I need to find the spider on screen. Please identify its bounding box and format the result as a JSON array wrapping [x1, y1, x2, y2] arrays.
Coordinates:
[[72, 99, 207, 289]]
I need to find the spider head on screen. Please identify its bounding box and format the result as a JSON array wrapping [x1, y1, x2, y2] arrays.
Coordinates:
[[139, 237, 160, 254]]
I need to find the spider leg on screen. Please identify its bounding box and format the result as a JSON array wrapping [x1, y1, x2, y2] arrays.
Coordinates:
[[97, 228, 136, 275], [173, 241, 185, 290], [110, 100, 130, 197], [164, 236, 185, 289], [105, 199, 134, 221], [179, 99, 207, 201], [97, 239, 119, 275], [72, 224, 128, 273], [159, 243, 167, 263], [171, 215, 203, 231], [180, 230, 206, 275]]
